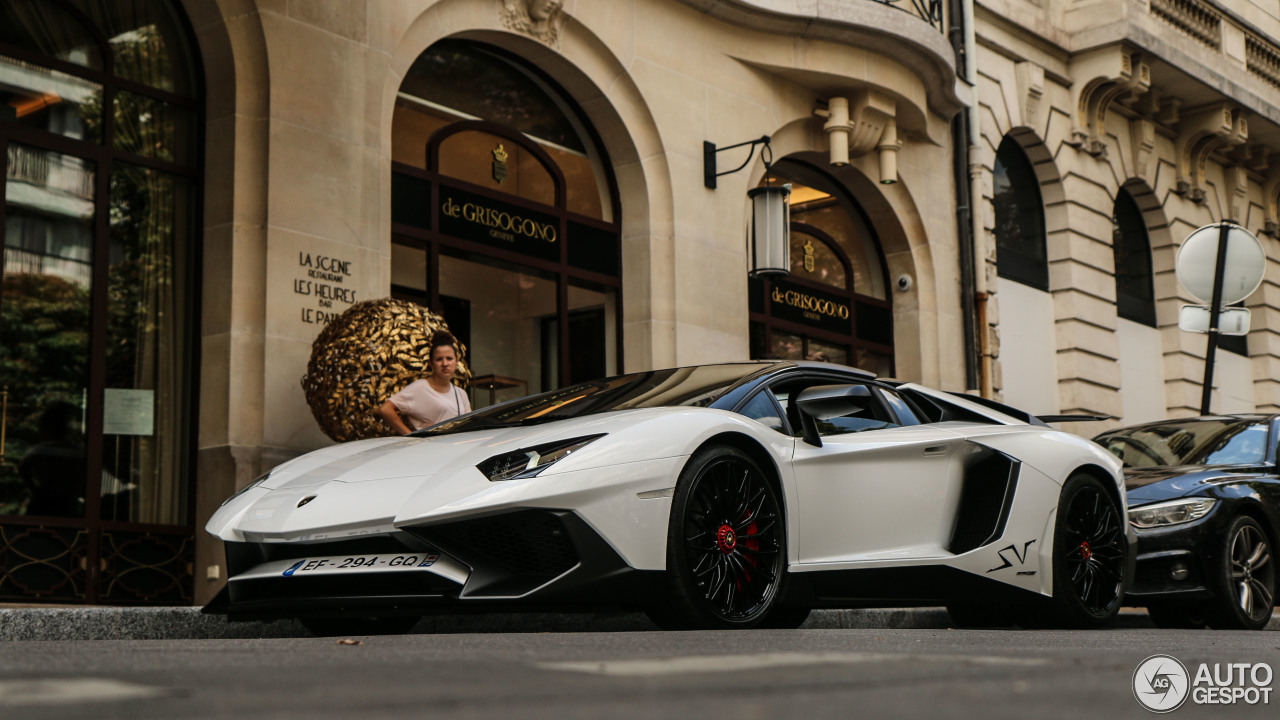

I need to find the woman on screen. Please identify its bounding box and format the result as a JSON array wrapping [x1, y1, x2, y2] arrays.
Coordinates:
[[377, 331, 472, 434]]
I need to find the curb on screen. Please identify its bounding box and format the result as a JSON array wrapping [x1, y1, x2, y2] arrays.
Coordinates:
[[0, 607, 952, 641], [0, 607, 1271, 641]]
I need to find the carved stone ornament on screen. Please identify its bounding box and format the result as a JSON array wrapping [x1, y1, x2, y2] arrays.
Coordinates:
[[300, 298, 471, 442], [501, 0, 566, 47]]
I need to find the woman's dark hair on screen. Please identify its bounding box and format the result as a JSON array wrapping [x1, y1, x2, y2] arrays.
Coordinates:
[[429, 330, 457, 357]]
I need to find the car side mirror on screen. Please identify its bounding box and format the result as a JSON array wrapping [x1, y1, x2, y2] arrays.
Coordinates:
[[794, 384, 873, 447]]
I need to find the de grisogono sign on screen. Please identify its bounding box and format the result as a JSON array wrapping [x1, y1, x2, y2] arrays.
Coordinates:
[[438, 186, 560, 262], [767, 278, 852, 335]]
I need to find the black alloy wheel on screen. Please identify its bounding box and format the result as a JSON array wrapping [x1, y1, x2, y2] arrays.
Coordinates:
[[1046, 474, 1127, 628], [1207, 515, 1275, 630], [651, 446, 787, 629]]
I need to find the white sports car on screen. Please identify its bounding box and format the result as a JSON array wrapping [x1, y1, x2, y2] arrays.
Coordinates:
[[204, 361, 1135, 633]]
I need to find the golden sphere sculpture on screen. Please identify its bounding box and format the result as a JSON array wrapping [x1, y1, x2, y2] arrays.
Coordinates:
[[300, 298, 470, 442]]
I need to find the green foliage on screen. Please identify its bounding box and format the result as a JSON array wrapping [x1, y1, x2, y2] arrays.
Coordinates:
[[0, 273, 90, 511]]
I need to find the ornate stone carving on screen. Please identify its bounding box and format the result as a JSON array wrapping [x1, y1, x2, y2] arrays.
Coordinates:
[[501, 0, 566, 47], [1174, 104, 1246, 204], [1067, 48, 1149, 158]]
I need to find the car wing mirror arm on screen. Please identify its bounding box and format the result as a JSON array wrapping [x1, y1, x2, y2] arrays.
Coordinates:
[[799, 412, 822, 447]]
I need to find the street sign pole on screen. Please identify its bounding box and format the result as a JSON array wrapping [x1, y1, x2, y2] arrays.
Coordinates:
[[1199, 223, 1231, 415]]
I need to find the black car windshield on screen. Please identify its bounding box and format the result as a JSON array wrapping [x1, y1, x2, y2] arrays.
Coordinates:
[[415, 363, 770, 436], [1094, 419, 1271, 468]]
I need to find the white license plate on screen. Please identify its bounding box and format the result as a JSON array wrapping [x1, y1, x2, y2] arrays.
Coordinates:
[[281, 553, 440, 577]]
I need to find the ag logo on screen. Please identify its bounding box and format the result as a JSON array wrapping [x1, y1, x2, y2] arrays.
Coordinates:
[[1133, 654, 1190, 713]]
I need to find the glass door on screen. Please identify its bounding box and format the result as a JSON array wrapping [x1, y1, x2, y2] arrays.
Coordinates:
[[1, 141, 95, 520]]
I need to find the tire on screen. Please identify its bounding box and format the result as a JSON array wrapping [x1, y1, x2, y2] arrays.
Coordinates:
[[301, 616, 420, 637], [1042, 473, 1127, 628], [1205, 515, 1276, 630], [650, 445, 788, 630], [1145, 603, 1208, 629], [946, 603, 1015, 629]]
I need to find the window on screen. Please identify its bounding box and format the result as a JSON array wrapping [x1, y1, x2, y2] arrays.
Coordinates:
[[1112, 189, 1156, 326], [993, 136, 1047, 290], [737, 390, 785, 434], [748, 161, 893, 376], [771, 378, 900, 437], [391, 41, 621, 405], [0, 0, 201, 605]]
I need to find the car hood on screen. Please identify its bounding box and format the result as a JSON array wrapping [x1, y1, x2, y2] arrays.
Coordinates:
[[1123, 464, 1271, 503], [205, 406, 725, 542]]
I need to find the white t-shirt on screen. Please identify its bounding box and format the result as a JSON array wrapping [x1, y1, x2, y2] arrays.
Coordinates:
[[389, 379, 472, 430]]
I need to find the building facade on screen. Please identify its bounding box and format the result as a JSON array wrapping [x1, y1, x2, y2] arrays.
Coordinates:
[[0, 0, 1277, 606]]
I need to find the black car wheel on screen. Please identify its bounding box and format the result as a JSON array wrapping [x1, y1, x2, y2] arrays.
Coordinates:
[[301, 616, 420, 637], [650, 445, 787, 630], [1045, 473, 1127, 628], [1206, 515, 1276, 630]]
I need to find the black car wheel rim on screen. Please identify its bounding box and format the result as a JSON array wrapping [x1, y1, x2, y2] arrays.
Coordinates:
[[1062, 486, 1125, 615], [1230, 524, 1275, 622], [683, 457, 782, 621]]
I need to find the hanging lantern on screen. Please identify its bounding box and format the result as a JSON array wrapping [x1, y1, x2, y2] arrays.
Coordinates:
[[748, 183, 791, 277]]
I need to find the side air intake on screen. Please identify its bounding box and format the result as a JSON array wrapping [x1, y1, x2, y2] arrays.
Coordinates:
[[948, 448, 1019, 554]]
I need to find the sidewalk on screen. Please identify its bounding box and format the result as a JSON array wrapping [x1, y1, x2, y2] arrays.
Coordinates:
[[1, 606, 1247, 641]]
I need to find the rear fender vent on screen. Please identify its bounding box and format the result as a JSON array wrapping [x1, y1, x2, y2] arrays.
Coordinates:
[[948, 447, 1019, 554]]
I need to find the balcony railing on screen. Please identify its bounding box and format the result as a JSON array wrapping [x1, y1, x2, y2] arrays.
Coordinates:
[[1150, 0, 1222, 49], [870, 0, 944, 33], [1149, 0, 1280, 90]]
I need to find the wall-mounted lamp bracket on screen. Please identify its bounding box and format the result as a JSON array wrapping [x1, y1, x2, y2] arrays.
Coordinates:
[[704, 135, 772, 189]]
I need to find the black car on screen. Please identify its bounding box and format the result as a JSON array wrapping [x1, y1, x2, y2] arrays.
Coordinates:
[[1094, 415, 1278, 629]]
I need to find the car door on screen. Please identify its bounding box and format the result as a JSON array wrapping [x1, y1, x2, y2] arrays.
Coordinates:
[[785, 381, 969, 565]]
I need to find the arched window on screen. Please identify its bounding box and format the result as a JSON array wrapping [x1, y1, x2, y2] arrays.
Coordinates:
[[390, 41, 620, 405], [993, 136, 1047, 290], [1112, 189, 1156, 326], [748, 161, 893, 376], [0, 0, 201, 604]]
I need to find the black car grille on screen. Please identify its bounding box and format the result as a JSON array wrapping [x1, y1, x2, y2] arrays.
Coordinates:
[[949, 451, 1019, 554], [416, 510, 579, 579]]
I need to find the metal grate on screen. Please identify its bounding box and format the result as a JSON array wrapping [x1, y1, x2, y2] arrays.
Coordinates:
[[425, 510, 578, 578], [0, 524, 89, 601], [99, 530, 194, 605]]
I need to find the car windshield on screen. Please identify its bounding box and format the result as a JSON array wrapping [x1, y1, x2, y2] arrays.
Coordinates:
[[1094, 419, 1271, 468], [415, 363, 770, 436]]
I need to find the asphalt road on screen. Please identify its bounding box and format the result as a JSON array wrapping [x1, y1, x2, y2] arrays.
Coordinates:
[[1, 628, 1277, 720]]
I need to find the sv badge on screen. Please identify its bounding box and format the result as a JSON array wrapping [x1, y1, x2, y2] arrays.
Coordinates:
[[986, 539, 1037, 575]]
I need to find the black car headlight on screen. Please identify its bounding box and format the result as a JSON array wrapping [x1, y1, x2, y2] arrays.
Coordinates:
[[1128, 498, 1216, 528], [477, 435, 605, 481], [220, 470, 273, 507]]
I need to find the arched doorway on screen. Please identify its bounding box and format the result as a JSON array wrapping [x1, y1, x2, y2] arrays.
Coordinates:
[[389, 40, 621, 407], [749, 160, 893, 375], [0, 0, 202, 603]]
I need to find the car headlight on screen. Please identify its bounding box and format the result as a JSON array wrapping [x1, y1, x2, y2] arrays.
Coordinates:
[[1128, 498, 1217, 528], [477, 435, 605, 481], [220, 470, 273, 507]]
